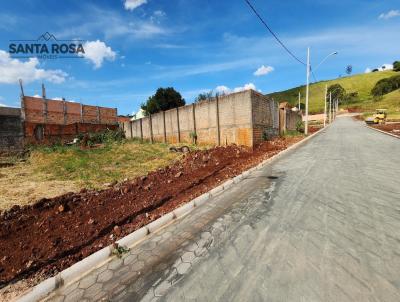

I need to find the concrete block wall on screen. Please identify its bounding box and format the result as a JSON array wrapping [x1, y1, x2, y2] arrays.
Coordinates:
[[195, 98, 218, 145], [123, 90, 279, 147], [218, 91, 252, 146], [0, 107, 23, 153], [286, 110, 301, 131], [251, 90, 279, 144]]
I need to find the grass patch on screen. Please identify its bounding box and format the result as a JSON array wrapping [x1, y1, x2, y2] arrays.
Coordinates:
[[29, 140, 185, 188], [268, 71, 400, 114], [0, 140, 196, 210]]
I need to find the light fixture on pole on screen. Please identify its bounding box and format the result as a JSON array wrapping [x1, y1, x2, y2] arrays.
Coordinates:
[[324, 84, 327, 127], [304, 51, 338, 135], [305, 47, 311, 135]]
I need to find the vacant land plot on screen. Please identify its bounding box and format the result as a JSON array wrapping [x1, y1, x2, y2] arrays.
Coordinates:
[[0, 140, 184, 211], [0, 135, 304, 298]]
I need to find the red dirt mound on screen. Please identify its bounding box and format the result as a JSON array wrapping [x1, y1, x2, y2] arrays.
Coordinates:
[[0, 137, 302, 288], [373, 123, 400, 136]]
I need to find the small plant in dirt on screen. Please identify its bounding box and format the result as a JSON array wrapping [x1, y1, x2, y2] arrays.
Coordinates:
[[111, 242, 130, 258], [296, 120, 305, 133], [189, 131, 198, 144], [262, 131, 270, 141]]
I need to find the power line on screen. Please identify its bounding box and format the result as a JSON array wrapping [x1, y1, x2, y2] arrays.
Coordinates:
[[244, 0, 306, 66]]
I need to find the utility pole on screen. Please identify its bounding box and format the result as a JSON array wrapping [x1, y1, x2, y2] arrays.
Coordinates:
[[298, 91, 301, 111], [324, 84, 327, 127], [305, 47, 310, 135], [329, 92, 332, 123]]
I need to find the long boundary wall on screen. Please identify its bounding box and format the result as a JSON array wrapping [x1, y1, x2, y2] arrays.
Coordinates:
[[122, 90, 280, 147]]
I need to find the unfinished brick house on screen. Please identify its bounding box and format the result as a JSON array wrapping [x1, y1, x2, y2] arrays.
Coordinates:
[[21, 96, 119, 145], [121, 89, 301, 147]]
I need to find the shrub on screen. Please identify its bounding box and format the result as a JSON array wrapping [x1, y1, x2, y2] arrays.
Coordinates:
[[371, 75, 400, 97], [296, 120, 305, 133], [78, 128, 125, 146], [393, 61, 400, 72]]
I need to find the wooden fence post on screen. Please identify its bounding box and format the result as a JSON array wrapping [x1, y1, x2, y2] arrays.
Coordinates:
[[176, 107, 181, 143], [163, 111, 167, 143], [216, 96, 221, 146]]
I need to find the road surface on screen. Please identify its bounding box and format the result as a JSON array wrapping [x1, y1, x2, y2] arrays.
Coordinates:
[[46, 117, 400, 302]]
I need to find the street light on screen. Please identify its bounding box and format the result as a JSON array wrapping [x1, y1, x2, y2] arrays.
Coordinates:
[[305, 50, 338, 135]]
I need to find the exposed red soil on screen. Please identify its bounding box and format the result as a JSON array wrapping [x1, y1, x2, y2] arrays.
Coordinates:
[[0, 136, 303, 289], [372, 123, 400, 136]]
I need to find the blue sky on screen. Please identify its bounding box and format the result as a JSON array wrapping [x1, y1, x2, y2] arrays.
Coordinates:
[[0, 0, 399, 115]]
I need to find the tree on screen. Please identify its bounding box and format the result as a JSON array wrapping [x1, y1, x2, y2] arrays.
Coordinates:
[[327, 84, 346, 103], [393, 61, 400, 72], [141, 87, 185, 115], [346, 65, 353, 75], [371, 74, 400, 98], [372, 68, 379, 72], [195, 91, 213, 103]]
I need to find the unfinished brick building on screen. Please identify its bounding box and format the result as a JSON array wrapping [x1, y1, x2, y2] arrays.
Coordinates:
[[21, 96, 118, 145]]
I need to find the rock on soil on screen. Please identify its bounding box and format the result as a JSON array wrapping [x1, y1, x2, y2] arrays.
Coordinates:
[[0, 136, 302, 294]]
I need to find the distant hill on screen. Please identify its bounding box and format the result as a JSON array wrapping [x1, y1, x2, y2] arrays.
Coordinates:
[[267, 70, 400, 115]]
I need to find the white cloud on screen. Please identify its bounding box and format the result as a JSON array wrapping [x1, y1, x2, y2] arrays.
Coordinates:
[[254, 65, 274, 76], [233, 83, 256, 92], [379, 10, 400, 20], [214, 83, 257, 95], [0, 103, 7, 107], [80, 40, 116, 69], [0, 50, 67, 84], [33, 94, 41, 98], [153, 10, 166, 17], [365, 68, 372, 73], [52, 97, 76, 102], [215, 85, 230, 94], [124, 0, 147, 11]]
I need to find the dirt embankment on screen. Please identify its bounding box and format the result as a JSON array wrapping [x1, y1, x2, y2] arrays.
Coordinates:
[[0, 137, 302, 291], [372, 123, 400, 136]]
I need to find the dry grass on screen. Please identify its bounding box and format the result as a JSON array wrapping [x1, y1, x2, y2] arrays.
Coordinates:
[[0, 140, 193, 211]]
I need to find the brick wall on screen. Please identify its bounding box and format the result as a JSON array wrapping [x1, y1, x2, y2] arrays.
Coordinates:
[[24, 122, 118, 145], [22, 96, 118, 126]]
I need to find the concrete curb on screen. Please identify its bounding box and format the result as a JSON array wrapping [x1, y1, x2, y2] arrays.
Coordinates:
[[365, 125, 400, 139], [17, 127, 326, 302]]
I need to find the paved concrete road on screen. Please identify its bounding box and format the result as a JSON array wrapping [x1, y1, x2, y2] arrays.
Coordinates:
[[46, 117, 400, 302]]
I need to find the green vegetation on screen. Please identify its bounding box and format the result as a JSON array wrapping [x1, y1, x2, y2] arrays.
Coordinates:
[[195, 91, 213, 103], [141, 87, 185, 115], [30, 140, 184, 188], [371, 74, 400, 98], [393, 61, 400, 72], [268, 70, 399, 115]]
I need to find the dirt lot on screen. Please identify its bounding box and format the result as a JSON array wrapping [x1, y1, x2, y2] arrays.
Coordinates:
[[0, 141, 183, 211], [372, 123, 400, 136], [0, 136, 304, 299]]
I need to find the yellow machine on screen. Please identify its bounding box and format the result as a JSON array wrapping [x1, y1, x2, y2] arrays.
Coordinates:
[[365, 109, 387, 124]]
